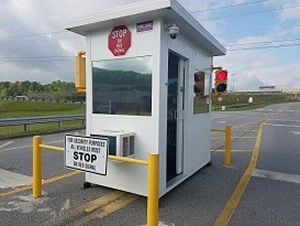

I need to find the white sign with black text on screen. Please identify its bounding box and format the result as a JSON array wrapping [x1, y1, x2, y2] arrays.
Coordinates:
[[65, 134, 108, 175]]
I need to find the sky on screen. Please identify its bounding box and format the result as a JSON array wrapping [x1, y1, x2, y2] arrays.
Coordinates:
[[0, 0, 299, 90]]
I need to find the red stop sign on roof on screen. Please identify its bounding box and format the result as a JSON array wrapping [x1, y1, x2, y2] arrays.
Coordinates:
[[108, 25, 131, 56]]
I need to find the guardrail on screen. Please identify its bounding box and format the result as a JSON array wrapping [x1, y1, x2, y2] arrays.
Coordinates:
[[211, 126, 232, 166], [0, 96, 85, 104], [32, 136, 159, 226], [0, 115, 85, 132]]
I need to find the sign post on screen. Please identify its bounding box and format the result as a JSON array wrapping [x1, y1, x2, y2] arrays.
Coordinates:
[[65, 135, 108, 175]]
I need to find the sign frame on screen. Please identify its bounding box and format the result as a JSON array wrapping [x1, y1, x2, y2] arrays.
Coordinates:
[[64, 134, 109, 176]]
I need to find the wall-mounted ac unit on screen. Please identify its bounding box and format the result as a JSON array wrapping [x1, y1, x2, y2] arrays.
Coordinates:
[[91, 130, 135, 157]]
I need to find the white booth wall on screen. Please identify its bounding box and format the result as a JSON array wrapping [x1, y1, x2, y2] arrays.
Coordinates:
[[85, 18, 212, 197], [159, 20, 212, 192], [85, 19, 162, 196]]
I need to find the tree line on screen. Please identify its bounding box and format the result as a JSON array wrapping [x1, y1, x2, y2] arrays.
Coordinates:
[[0, 80, 84, 100]]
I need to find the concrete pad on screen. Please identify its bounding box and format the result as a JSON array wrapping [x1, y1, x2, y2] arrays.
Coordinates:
[[0, 169, 32, 189]]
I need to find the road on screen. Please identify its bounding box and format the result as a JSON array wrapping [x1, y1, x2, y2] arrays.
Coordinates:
[[0, 102, 299, 225], [229, 103, 300, 226]]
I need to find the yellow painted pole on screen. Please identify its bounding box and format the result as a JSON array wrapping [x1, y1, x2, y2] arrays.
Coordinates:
[[33, 136, 42, 198], [39, 144, 64, 152], [147, 153, 159, 226], [225, 126, 232, 166], [109, 155, 148, 166]]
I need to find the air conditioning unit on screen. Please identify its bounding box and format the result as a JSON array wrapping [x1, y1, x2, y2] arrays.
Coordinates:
[[91, 130, 135, 157]]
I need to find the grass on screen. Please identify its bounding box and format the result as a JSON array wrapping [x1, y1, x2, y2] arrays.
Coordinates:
[[212, 93, 299, 111], [0, 100, 85, 137], [0, 100, 85, 119], [214, 103, 272, 111]]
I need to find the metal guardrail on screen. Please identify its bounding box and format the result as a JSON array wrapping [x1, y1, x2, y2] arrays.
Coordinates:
[[0, 115, 85, 132], [0, 96, 85, 104]]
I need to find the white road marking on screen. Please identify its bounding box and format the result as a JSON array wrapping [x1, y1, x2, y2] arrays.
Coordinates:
[[59, 199, 70, 216], [142, 222, 175, 226], [211, 114, 243, 120], [0, 141, 14, 149], [291, 131, 300, 136], [264, 123, 300, 128], [212, 150, 253, 152], [0, 145, 32, 153], [0, 169, 32, 189], [217, 121, 227, 124], [252, 169, 300, 185], [271, 119, 300, 123], [0, 139, 64, 153], [47, 140, 64, 144]]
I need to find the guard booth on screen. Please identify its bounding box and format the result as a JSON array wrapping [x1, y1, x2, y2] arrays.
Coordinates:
[[66, 0, 226, 197]]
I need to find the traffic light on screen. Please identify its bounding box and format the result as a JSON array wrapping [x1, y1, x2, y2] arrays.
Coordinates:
[[214, 70, 228, 95], [75, 51, 86, 93], [194, 72, 205, 95]]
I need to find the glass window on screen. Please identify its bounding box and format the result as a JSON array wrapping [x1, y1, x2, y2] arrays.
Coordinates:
[[193, 72, 211, 114], [92, 56, 152, 116]]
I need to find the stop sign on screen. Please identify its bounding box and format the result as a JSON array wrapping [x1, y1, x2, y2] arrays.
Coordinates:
[[108, 25, 131, 56]]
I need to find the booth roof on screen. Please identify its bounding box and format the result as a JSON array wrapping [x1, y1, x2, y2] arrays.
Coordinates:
[[66, 0, 226, 56]]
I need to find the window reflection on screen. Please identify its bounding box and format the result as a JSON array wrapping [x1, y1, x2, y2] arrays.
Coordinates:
[[193, 72, 210, 114], [92, 56, 152, 116]]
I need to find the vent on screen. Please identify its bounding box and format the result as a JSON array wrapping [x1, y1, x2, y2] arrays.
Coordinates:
[[129, 136, 134, 155], [122, 137, 129, 157], [91, 131, 134, 157]]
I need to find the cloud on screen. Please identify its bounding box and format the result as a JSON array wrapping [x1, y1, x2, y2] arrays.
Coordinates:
[[0, 0, 299, 90], [0, 0, 140, 84], [215, 46, 300, 89], [264, 0, 300, 22]]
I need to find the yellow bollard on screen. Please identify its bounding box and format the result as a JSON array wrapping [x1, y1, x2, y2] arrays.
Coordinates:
[[225, 126, 231, 166], [147, 153, 159, 226], [33, 136, 42, 198]]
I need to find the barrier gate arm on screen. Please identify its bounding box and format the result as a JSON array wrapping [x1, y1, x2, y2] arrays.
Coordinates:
[[32, 136, 159, 226]]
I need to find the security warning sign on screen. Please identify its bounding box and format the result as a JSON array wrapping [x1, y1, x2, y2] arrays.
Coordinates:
[[65, 134, 108, 175]]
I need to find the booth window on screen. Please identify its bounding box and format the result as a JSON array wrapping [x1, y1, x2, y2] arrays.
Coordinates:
[[193, 71, 211, 114], [92, 56, 152, 116]]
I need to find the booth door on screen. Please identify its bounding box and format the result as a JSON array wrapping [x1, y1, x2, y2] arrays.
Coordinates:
[[167, 52, 186, 182]]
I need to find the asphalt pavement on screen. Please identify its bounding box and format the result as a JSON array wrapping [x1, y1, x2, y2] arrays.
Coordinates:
[[230, 102, 300, 226], [0, 102, 299, 226]]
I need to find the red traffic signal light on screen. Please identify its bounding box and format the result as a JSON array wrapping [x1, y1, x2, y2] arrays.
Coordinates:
[[215, 70, 228, 94], [216, 70, 228, 81]]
